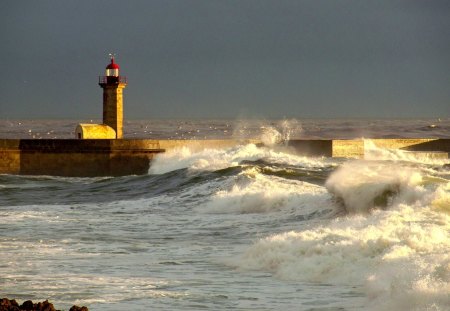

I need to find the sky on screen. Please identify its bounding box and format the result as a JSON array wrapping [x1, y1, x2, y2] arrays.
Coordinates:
[[1, 0, 449, 119]]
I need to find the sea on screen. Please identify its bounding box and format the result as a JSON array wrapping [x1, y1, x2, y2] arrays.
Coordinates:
[[0, 118, 449, 311]]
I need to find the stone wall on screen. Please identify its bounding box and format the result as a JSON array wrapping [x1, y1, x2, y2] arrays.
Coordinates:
[[0, 138, 448, 177], [286, 140, 332, 157], [0, 139, 163, 177], [0, 139, 20, 175], [332, 139, 365, 158]]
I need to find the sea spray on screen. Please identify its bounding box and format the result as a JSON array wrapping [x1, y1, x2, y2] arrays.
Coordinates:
[[231, 118, 302, 146], [260, 119, 303, 146], [260, 126, 283, 146], [279, 118, 303, 143]]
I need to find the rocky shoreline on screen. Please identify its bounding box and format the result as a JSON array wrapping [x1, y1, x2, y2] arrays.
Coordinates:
[[0, 298, 88, 311]]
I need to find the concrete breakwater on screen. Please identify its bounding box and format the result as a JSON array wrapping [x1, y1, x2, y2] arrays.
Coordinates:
[[0, 139, 163, 177], [0, 138, 449, 177]]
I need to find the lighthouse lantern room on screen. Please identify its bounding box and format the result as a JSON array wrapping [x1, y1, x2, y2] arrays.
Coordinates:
[[75, 55, 127, 139], [106, 57, 119, 77]]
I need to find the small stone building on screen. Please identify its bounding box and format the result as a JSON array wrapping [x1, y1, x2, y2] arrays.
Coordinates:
[[75, 124, 116, 139]]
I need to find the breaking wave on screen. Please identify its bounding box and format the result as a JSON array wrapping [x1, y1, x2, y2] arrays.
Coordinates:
[[233, 156, 450, 311], [2, 134, 449, 310]]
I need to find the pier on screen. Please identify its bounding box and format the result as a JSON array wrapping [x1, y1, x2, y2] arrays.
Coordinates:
[[0, 138, 448, 177]]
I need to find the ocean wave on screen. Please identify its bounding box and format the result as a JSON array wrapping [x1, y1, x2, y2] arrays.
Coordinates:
[[149, 143, 335, 175], [325, 160, 425, 214], [196, 168, 331, 214], [235, 161, 450, 310]]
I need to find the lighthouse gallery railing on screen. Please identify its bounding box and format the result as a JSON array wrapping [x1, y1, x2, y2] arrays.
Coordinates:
[[98, 76, 127, 84]]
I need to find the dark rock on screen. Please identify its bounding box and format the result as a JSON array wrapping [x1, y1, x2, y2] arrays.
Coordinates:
[[0, 298, 20, 311], [35, 301, 55, 311], [0, 299, 87, 311], [20, 301, 34, 310]]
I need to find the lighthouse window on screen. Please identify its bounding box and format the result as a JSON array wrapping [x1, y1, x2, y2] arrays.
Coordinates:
[[106, 68, 119, 76]]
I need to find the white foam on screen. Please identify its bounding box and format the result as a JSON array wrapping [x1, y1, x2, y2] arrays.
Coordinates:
[[325, 160, 425, 213], [235, 163, 450, 311], [149, 144, 263, 174], [197, 169, 329, 214], [150, 143, 333, 175]]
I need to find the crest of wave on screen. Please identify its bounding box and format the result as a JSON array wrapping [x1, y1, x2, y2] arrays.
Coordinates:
[[149, 143, 328, 175], [149, 144, 263, 174], [325, 160, 425, 213], [196, 170, 329, 214]]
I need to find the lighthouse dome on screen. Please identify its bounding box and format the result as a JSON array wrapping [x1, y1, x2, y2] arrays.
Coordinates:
[[106, 58, 120, 69]]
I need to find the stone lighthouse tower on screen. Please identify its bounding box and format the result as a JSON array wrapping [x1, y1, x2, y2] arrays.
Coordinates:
[[99, 56, 127, 139], [75, 56, 127, 139]]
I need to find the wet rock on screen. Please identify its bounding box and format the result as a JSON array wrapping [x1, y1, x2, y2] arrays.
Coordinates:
[[0, 298, 20, 311], [20, 301, 34, 310], [35, 301, 55, 311], [0, 299, 88, 311]]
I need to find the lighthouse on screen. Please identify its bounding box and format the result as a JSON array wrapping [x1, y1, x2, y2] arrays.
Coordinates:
[[99, 56, 127, 138], [75, 56, 127, 139]]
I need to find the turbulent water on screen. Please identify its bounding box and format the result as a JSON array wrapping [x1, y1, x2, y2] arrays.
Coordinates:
[[0, 119, 449, 310]]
